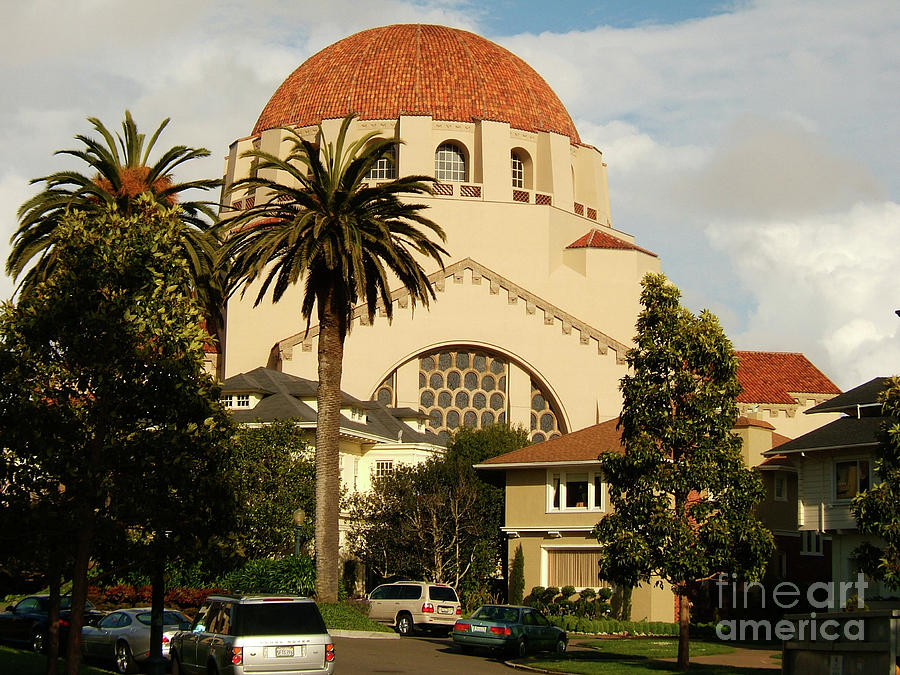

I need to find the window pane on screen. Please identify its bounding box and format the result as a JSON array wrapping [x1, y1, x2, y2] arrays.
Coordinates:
[[511, 152, 524, 188], [566, 473, 588, 508], [435, 144, 466, 181], [836, 462, 857, 500], [859, 460, 870, 492], [593, 475, 602, 509], [552, 474, 560, 509]]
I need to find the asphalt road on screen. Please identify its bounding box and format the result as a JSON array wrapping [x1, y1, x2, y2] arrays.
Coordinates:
[[332, 634, 515, 674]]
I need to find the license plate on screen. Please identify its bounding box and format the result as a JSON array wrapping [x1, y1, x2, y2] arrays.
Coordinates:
[[275, 646, 294, 657], [438, 607, 452, 614], [472, 625, 486, 633]]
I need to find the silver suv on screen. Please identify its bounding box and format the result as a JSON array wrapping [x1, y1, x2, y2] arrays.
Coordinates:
[[367, 581, 461, 636], [169, 595, 334, 675]]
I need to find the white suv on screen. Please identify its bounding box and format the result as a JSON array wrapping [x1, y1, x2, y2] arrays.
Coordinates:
[[366, 582, 461, 636], [170, 595, 334, 675]]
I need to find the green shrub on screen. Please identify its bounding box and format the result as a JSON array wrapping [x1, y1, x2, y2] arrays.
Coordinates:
[[560, 585, 576, 600], [509, 545, 525, 605], [218, 556, 315, 596], [579, 587, 596, 601]]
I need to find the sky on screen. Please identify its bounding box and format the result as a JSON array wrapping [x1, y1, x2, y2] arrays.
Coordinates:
[[1, 0, 898, 390]]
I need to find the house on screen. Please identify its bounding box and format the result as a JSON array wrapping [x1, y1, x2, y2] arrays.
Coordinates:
[[762, 377, 892, 596], [474, 419, 674, 622], [474, 353, 842, 621], [220, 366, 446, 499]]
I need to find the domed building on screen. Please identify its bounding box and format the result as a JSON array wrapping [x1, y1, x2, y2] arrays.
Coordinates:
[[222, 24, 659, 440], [218, 25, 841, 617]]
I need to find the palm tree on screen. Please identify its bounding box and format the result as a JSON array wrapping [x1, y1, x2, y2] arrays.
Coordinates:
[[7, 111, 223, 318], [220, 114, 448, 602]]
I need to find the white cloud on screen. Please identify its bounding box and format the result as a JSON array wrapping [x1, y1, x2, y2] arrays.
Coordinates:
[[0, 173, 38, 302], [707, 201, 900, 388]]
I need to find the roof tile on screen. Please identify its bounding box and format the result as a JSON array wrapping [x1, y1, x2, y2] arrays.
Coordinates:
[[735, 351, 840, 404]]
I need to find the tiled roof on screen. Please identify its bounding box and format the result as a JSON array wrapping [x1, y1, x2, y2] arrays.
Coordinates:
[[477, 419, 624, 467], [566, 228, 658, 257], [734, 416, 776, 430], [222, 367, 445, 446], [735, 351, 841, 404], [253, 24, 580, 143]]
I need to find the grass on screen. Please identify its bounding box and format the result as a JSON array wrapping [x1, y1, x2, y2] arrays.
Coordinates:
[[521, 639, 772, 675], [317, 601, 394, 633], [0, 646, 113, 675], [578, 639, 735, 658]]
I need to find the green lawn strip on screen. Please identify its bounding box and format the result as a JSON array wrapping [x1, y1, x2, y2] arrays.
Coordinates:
[[576, 638, 735, 658], [522, 654, 772, 675], [317, 602, 394, 632], [0, 646, 113, 675]]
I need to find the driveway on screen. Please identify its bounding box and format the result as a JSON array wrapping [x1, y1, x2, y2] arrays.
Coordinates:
[[332, 634, 514, 674]]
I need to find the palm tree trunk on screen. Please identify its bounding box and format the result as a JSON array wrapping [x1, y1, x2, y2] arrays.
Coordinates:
[[314, 293, 344, 603]]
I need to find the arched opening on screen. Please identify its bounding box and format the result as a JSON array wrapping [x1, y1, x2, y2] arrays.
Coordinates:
[[364, 142, 397, 180], [510, 148, 533, 189], [434, 142, 468, 182]]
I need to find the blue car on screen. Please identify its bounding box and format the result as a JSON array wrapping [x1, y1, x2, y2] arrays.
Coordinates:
[[452, 605, 566, 657]]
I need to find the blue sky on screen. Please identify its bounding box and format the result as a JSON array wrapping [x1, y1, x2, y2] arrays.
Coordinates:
[[1, 0, 898, 388]]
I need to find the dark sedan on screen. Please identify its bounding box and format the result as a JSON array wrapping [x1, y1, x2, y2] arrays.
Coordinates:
[[452, 605, 566, 657], [0, 595, 103, 652]]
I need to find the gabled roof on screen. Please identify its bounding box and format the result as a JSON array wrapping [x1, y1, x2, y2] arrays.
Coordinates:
[[566, 228, 657, 257], [735, 351, 841, 404], [763, 416, 883, 456], [222, 367, 445, 447], [805, 377, 890, 415], [475, 419, 624, 469]]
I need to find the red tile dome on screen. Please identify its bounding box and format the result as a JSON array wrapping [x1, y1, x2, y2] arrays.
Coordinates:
[[253, 24, 580, 143]]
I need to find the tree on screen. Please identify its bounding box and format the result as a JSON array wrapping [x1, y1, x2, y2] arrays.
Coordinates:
[[0, 198, 237, 675], [509, 544, 525, 605], [594, 273, 773, 670], [853, 376, 900, 588], [348, 424, 527, 607], [220, 114, 448, 602], [6, 111, 223, 322], [229, 420, 316, 558]]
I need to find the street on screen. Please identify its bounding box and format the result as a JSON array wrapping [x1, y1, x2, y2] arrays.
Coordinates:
[[332, 634, 515, 674]]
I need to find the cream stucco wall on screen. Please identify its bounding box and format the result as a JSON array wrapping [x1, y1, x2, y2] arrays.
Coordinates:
[[221, 115, 658, 434]]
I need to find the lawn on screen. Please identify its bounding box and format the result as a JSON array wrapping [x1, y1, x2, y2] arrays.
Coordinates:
[[0, 646, 113, 675], [522, 639, 772, 675], [318, 601, 394, 633]]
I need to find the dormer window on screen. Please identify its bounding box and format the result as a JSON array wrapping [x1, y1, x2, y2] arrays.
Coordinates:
[[235, 394, 250, 407]]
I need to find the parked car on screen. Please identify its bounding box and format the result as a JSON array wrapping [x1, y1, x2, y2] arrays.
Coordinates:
[[169, 594, 334, 675], [0, 594, 103, 653], [452, 604, 567, 657], [82, 607, 191, 673], [366, 581, 461, 636]]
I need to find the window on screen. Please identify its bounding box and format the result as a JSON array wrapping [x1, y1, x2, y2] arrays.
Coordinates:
[[435, 143, 466, 182], [547, 549, 604, 587], [774, 475, 787, 501], [365, 146, 397, 180], [800, 531, 824, 556], [220, 395, 232, 407], [374, 460, 394, 478], [235, 394, 250, 408], [834, 459, 870, 501], [548, 470, 604, 511], [511, 152, 524, 188]]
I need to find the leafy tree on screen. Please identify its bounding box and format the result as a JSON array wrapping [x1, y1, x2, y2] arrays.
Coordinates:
[[6, 111, 223, 323], [348, 424, 526, 607], [229, 420, 316, 558], [0, 198, 237, 675], [594, 273, 773, 670], [853, 376, 900, 588], [509, 544, 525, 605], [220, 114, 448, 602]]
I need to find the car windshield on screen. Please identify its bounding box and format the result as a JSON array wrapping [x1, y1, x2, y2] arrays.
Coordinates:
[[472, 606, 520, 623], [429, 587, 458, 602], [58, 597, 94, 611], [137, 611, 186, 626], [234, 603, 327, 636]]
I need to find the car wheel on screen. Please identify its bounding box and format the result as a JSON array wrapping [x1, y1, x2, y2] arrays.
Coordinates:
[[554, 637, 567, 654], [512, 637, 527, 658], [32, 630, 45, 654], [115, 640, 138, 674], [396, 613, 415, 637]]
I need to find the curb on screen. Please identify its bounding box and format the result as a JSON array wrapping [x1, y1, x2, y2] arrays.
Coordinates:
[[502, 663, 556, 673], [329, 629, 400, 639]]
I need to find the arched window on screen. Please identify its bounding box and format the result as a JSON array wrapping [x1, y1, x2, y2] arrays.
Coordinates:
[[511, 151, 525, 188], [365, 146, 397, 180], [435, 143, 467, 182]]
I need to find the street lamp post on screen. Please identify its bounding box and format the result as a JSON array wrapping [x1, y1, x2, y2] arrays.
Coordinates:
[[293, 507, 305, 557]]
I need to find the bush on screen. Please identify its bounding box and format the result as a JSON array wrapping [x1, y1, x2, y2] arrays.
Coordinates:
[[218, 556, 315, 596], [509, 545, 525, 605], [560, 585, 576, 600]]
